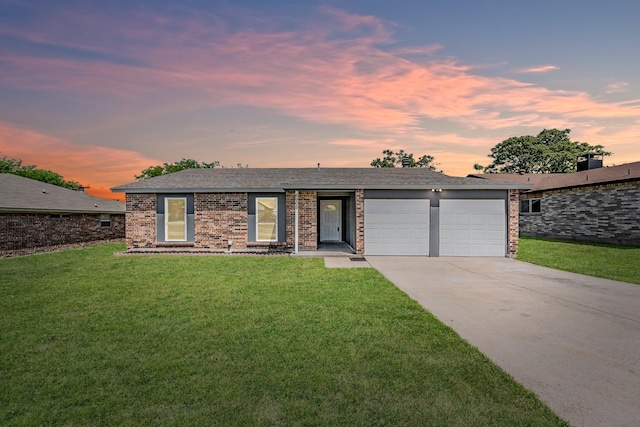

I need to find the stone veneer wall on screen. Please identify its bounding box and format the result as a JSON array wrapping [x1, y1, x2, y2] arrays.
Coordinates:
[[507, 189, 520, 256], [194, 193, 247, 249], [520, 181, 640, 246], [126, 193, 156, 248], [286, 191, 317, 250], [0, 212, 125, 252]]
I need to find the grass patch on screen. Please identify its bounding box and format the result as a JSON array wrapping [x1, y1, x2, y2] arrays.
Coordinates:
[[517, 237, 640, 284], [1, 243, 566, 426]]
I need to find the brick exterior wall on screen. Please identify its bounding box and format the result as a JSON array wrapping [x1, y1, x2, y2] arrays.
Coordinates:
[[194, 193, 247, 249], [355, 189, 365, 254], [507, 189, 520, 256], [0, 212, 124, 253], [520, 181, 640, 246], [286, 191, 317, 250], [126, 194, 156, 248]]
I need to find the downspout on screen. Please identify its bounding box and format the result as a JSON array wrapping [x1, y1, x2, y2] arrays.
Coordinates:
[[294, 190, 299, 254]]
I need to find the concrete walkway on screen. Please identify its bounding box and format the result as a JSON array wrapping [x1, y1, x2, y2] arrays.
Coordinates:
[[366, 256, 640, 427]]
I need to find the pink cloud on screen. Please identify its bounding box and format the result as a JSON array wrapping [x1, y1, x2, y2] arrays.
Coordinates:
[[2, 5, 639, 138], [0, 123, 160, 200], [1, 4, 639, 177]]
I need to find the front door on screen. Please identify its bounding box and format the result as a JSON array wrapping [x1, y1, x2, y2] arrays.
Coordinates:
[[320, 200, 342, 241]]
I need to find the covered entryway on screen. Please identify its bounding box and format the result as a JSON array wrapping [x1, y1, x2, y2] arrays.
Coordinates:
[[439, 199, 505, 256], [364, 199, 430, 255]]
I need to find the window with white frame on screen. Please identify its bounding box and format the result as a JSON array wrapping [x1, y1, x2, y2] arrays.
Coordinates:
[[520, 198, 541, 214], [165, 197, 187, 241], [256, 197, 277, 241]]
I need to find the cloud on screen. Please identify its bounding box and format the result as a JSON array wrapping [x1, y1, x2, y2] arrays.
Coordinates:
[[0, 7, 638, 132], [606, 82, 630, 94], [0, 3, 639, 180], [2, 5, 638, 138], [514, 65, 559, 73], [0, 123, 160, 200]]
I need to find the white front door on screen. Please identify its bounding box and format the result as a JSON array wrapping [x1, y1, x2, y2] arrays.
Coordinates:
[[320, 200, 342, 241]]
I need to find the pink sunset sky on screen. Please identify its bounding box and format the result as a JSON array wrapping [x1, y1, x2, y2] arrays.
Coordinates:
[[1, 1, 639, 200]]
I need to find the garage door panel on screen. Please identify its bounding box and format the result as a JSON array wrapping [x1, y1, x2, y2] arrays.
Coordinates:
[[440, 200, 506, 257], [365, 200, 429, 256]]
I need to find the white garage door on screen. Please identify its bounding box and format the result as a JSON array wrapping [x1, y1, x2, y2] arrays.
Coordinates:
[[364, 199, 429, 255], [439, 200, 506, 256]]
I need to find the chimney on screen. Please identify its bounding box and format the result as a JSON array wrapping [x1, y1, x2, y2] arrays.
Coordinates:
[[577, 154, 603, 171], [401, 157, 410, 168]]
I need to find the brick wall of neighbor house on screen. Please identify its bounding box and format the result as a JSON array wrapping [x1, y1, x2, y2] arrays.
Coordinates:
[[355, 189, 365, 254], [126, 193, 156, 248], [520, 181, 640, 246], [507, 189, 520, 256], [195, 193, 248, 249], [286, 191, 317, 250], [0, 212, 125, 253]]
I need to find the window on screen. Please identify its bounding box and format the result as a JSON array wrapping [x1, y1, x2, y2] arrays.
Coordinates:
[[50, 214, 71, 219], [256, 197, 277, 241], [520, 198, 541, 214], [165, 197, 187, 241], [100, 214, 111, 227]]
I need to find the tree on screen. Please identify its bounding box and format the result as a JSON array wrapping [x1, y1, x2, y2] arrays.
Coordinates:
[[135, 158, 220, 180], [371, 149, 438, 169], [0, 155, 80, 189], [477, 129, 611, 174]]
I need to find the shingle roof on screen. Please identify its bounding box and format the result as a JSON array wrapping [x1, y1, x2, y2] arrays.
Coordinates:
[[469, 161, 640, 192], [0, 174, 125, 213], [111, 168, 530, 193]]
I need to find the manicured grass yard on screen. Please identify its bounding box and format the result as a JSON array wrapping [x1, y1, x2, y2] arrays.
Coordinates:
[[518, 237, 640, 285], [0, 243, 566, 426]]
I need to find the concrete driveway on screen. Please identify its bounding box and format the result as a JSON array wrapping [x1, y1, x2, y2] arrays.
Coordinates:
[[366, 256, 640, 427]]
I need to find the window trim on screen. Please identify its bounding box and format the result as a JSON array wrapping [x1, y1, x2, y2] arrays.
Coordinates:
[[100, 213, 111, 227], [165, 197, 187, 241], [256, 197, 278, 242], [520, 198, 541, 214]]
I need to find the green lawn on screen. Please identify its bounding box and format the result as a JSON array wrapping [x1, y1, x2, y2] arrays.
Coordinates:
[[517, 237, 640, 284], [0, 243, 566, 426]]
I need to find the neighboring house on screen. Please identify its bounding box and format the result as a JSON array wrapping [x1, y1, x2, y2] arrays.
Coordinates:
[[111, 168, 529, 257], [0, 174, 125, 255], [470, 161, 640, 246]]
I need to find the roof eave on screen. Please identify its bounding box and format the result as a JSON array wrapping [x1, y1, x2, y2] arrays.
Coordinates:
[[532, 176, 640, 192], [113, 187, 286, 193], [114, 183, 531, 192], [0, 207, 125, 214]]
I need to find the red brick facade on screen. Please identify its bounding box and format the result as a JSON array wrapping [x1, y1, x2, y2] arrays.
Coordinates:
[[124, 190, 519, 256], [285, 191, 317, 250], [194, 193, 247, 249], [1, 212, 125, 255], [126, 194, 156, 248], [355, 189, 365, 254], [507, 189, 520, 257]]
